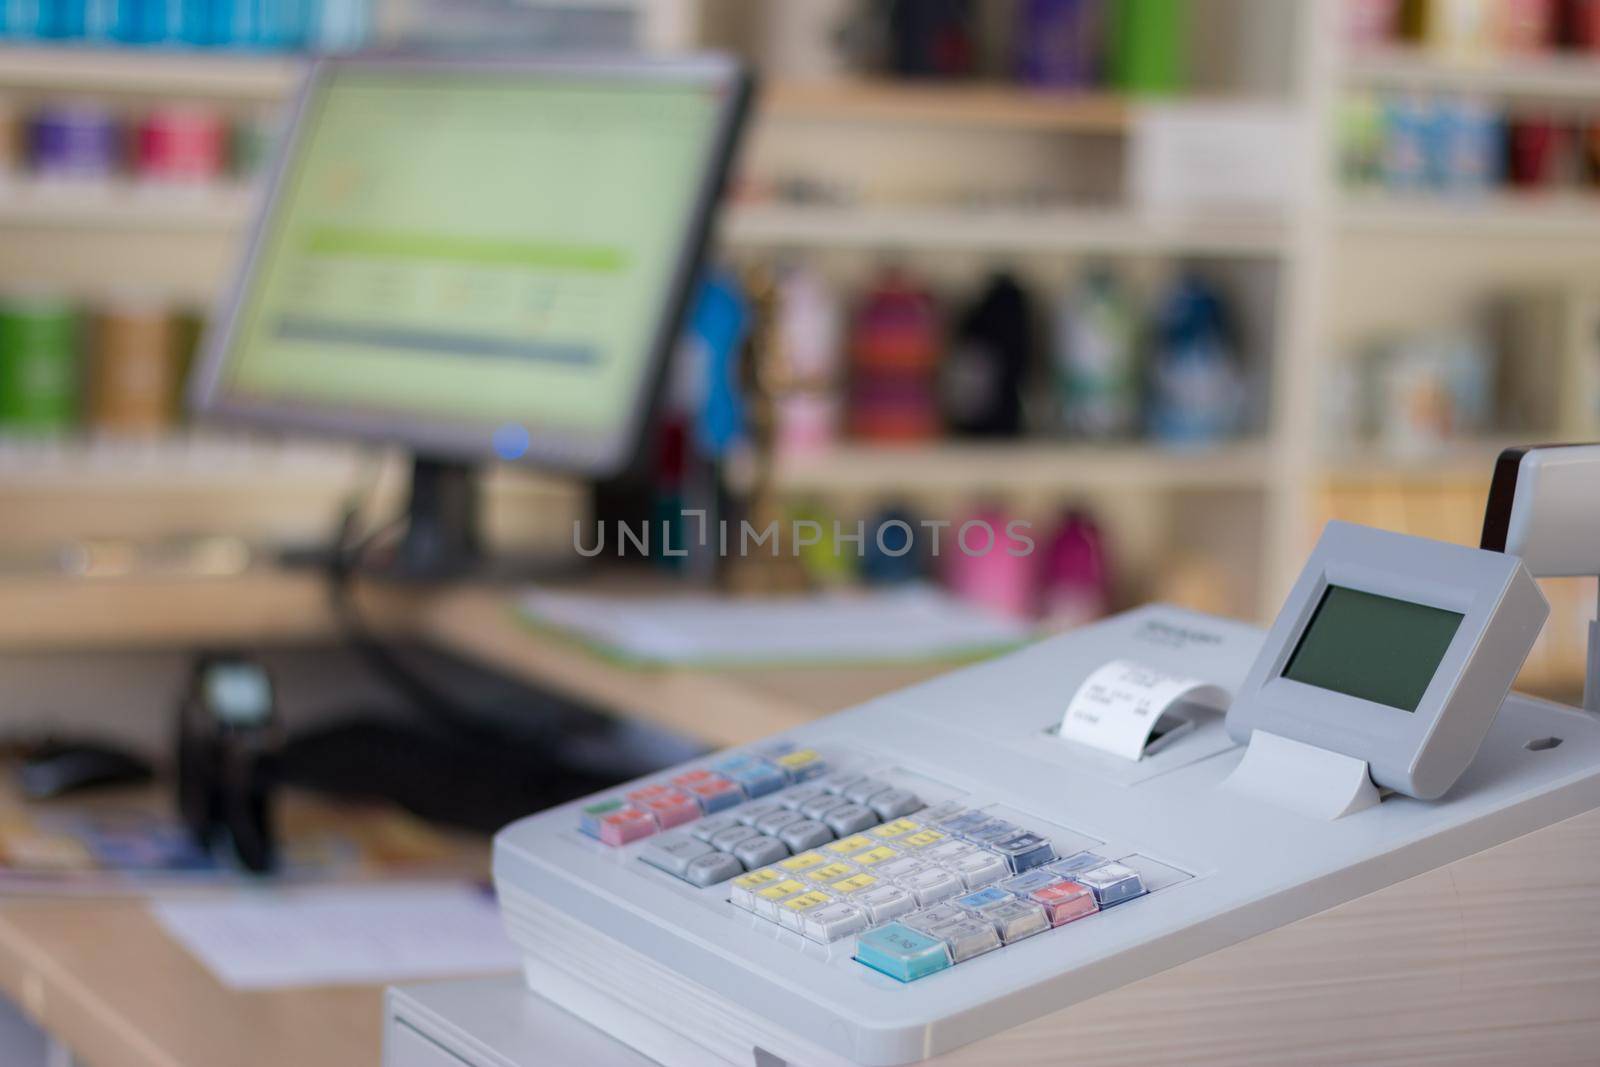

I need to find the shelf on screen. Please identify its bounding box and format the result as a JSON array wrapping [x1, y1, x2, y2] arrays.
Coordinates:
[[773, 441, 1272, 493], [1339, 192, 1600, 240], [0, 433, 363, 490], [0, 44, 303, 99], [1344, 46, 1600, 101], [1317, 440, 1523, 484], [723, 203, 1288, 257], [0, 179, 259, 230], [760, 79, 1131, 132]]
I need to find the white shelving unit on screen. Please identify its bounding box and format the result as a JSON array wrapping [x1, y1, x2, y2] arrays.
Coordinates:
[[1344, 46, 1600, 101]]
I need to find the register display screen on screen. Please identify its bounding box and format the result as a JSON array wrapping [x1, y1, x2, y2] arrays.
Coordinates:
[[1281, 586, 1464, 711], [219, 67, 724, 432]]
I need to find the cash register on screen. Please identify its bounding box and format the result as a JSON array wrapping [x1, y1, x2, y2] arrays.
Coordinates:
[[395, 444, 1600, 1067]]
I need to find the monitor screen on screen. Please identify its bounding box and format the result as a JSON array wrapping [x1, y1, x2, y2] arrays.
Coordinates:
[[1281, 586, 1464, 712], [194, 57, 745, 474]]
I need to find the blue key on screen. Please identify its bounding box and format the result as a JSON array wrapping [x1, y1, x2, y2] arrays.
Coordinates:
[[952, 886, 1011, 913], [713, 756, 788, 798], [936, 811, 991, 836], [855, 922, 952, 983], [962, 819, 1020, 845], [1046, 851, 1109, 880], [990, 831, 1056, 874]]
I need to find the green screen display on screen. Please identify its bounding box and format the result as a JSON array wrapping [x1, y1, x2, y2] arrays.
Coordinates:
[[221, 69, 723, 432], [1281, 586, 1464, 712]]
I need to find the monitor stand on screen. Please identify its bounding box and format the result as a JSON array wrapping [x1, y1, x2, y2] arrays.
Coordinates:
[[390, 457, 483, 582]]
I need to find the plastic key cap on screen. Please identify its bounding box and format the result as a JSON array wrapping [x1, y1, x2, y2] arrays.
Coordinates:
[[776, 785, 831, 812], [1031, 879, 1098, 925], [689, 815, 742, 843], [1047, 851, 1109, 879], [935, 810, 991, 836], [639, 835, 714, 878], [801, 902, 867, 944], [952, 886, 1012, 914], [685, 777, 744, 814], [734, 802, 788, 828], [868, 789, 922, 820], [729, 868, 784, 910], [999, 870, 1064, 897], [714, 757, 787, 798], [962, 819, 1020, 845], [596, 806, 657, 847], [869, 819, 922, 842], [578, 799, 628, 839], [829, 872, 878, 897], [778, 819, 833, 852], [924, 915, 1003, 963], [753, 879, 807, 920], [901, 905, 966, 933], [684, 851, 745, 887], [799, 793, 852, 821], [842, 778, 891, 804], [855, 923, 952, 982], [854, 884, 916, 924], [823, 803, 879, 837], [779, 890, 834, 931], [824, 835, 877, 859], [818, 773, 869, 795], [709, 825, 764, 852], [981, 898, 1050, 943], [732, 834, 788, 870], [1076, 862, 1147, 907], [901, 866, 964, 905], [851, 845, 901, 868], [947, 851, 1009, 889], [633, 790, 700, 830], [777, 851, 829, 875], [753, 808, 807, 836], [804, 862, 859, 885], [989, 830, 1057, 874], [773, 748, 827, 782], [896, 829, 948, 852]]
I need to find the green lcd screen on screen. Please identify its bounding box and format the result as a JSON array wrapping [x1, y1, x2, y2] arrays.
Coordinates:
[[1281, 586, 1464, 712]]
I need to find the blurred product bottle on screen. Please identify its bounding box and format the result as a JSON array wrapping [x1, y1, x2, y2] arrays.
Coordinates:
[[1419, 0, 1494, 56], [773, 263, 844, 456], [940, 272, 1031, 438], [1147, 273, 1244, 445], [1016, 0, 1103, 88], [230, 108, 281, 181], [944, 504, 1035, 619], [1038, 508, 1111, 631], [29, 104, 121, 182], [0, 101, 19, 179], [1429, 95, 1501, 194], [1507, 114, 1569, 187], [791, 501, 858, 587], [1109, 0, 1183, 95], [1338, 92, 1385, 188], [1053, 266, 1140, 440], [1345, 0, 1401, 46], [0, 297, 80, 433], [1379, 92, 1432, 190], [759, 0, 851, 79], [848, 269, 942, 442], [89, 301, 178, 434], [135, 107, 228, 185], [1498, 0, 1557, 51], [1560, 0, 1600, 50], [887, 0, 977, 78], [862, 505, 926, 585]]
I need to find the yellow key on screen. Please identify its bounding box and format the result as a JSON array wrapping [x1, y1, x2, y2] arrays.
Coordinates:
[[852, 846, 899, 867], [901, 830, 946, 849], [825, 835, 875, 857], [871, 819, 921, 839], [831, 873, 876, 895], [776, 749, 821, 771], [779, 852, 826, 873], [805, 862, 857, 883], [734, 869, 782, 890], [756, 879, 805, 902], [781, 890, 832, 913]]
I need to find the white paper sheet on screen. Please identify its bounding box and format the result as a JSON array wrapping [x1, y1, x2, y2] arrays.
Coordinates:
[[150, 883, 519, 990], [520, 584, 1032, 666], [1059, 659, 1230, 761]]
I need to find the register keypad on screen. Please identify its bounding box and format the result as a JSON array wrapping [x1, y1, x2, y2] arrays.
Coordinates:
[[580, 743, 1174, 984]]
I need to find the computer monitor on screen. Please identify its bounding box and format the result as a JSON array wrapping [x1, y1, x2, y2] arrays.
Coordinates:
[[190, 52, 753, 578]]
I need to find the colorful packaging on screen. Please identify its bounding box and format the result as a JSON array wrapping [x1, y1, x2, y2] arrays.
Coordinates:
[[940, 272, 1031, 438], [0, 298, 80, 432], [1053, 267, 1139, 440], [89, 303, 178, 433], [848, 270, 942, 442], [1038, 509, 1111, 631], [135, 107, 228, 184], [1016, 0, 1103, 87], [29, 104, 122, 181], [1109, 0, 1184, 95], [1147, 273, 1245, 445]]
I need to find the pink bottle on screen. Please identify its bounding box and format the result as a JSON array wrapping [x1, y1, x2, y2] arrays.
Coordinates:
[[943, 505, 1037, 620], [1038, 508, 1112, 631]]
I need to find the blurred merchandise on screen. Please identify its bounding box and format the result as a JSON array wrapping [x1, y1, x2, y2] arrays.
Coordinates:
[[758, 0, 852, 79], [135, 107, 229, 185], [790, 502, 858, 587], [1506, 114, 1568, 188], [1147, 272, 1245, 445], [0, 297, 80, 433], [940, 271, 1031, 438], [1487, 287, 1565, 434], [1053, 266, 1139, 440], [1339, 92, 1385, 187], [1109, 0, 1185, 95], [772, 264, 844, 456], [1498, 0, 1558, 51], [0, 0, 372, 50], [0, 100, 20, 177], [1419, 0, 1496, 57], [943, 504, 1034, 619], [1563, 0, 1600, 48], [1038, 507, 1111, 630], [862, 506, 927, 585], [886, 0, 979, 78], [1369, 332, 1494, 455], [89, 301, 180, 434], [847, 269, 942, 442], [1016, 0, 1103, 87], [1346, 0, 1402, 45], [1361, 0, 1600, 55], [29, 103, 121, 181], [1129, 103, 1303, 213], [230, 108, 282, 181]]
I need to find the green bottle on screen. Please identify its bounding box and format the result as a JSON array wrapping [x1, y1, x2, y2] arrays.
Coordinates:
[[0, 298, 80, 433], [1111, 0, 1185, 96]]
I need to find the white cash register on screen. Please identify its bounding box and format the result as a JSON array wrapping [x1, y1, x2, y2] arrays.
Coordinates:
[[390, 446, 1600, 1066]]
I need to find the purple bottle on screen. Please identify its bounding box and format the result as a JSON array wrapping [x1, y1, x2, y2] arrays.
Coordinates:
[[1017, 0, 1104, 88], [1039, 508, 1110, 630]]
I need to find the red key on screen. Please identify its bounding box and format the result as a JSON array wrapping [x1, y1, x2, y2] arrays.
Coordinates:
[[1030, 880, 1098, 926], [597, 805, 657, 846]]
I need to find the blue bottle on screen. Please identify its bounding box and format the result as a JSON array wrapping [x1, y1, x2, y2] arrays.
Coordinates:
[[1148, 273, 1245, 445]]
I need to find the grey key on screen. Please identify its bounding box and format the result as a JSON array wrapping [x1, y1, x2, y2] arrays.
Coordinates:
[[843, 778, 891, 804], [777, 785, 830, 811], [778, 818, 833, 852], [732, 834, 788, 870], [868, 788, 922, 821], [709, 825, 764, 852], [800, 793, 851, 820], [735, 802, 786, 828], [818, 772, 869, 795], [753, 808, 806, 835], [683, 851, 744, 887], [689, 815, 741, 843], [639, 835, 714, 878], [823, 802, 878, 836]]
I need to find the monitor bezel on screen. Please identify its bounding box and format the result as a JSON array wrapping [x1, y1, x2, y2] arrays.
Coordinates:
[[189, 50, 753, 478]]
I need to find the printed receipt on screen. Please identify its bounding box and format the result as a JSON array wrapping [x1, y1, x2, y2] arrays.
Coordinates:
[[1059, 659, 1230, 761]]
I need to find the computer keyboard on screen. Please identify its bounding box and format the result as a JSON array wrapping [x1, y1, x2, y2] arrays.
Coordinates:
[[573, 740, 1172, 982]]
